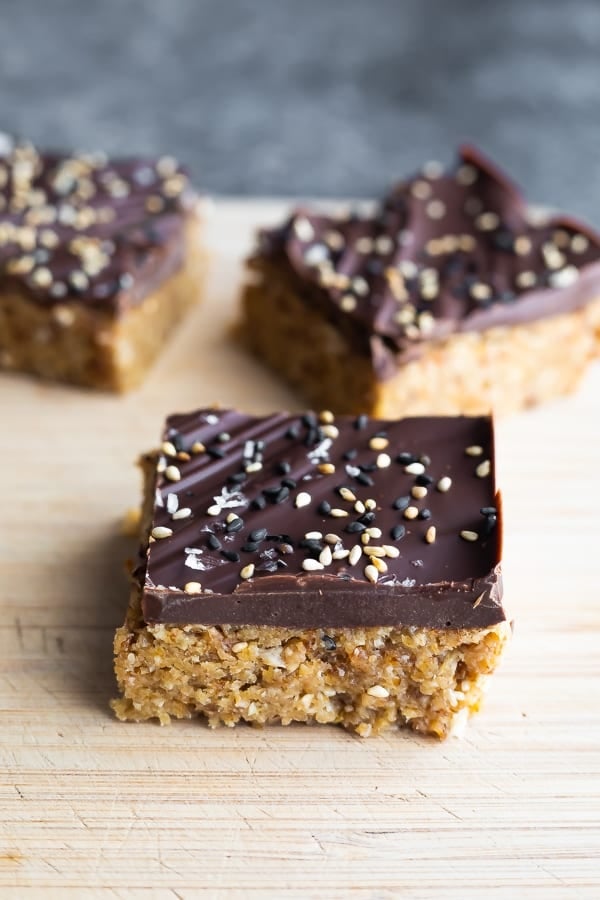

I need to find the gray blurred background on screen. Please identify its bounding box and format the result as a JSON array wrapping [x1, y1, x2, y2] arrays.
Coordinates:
[[1, 0, 599, 221]]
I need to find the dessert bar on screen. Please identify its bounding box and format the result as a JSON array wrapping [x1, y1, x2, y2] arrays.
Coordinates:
[[0, 134, 204, 390], [113, 408, 510, 738], [242, 146, 600, 416]]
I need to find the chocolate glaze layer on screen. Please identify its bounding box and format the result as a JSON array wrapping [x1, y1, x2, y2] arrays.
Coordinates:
[[141, 409, 505, 629], [0, 134, 195, 313], [256, 145, 600, 379]]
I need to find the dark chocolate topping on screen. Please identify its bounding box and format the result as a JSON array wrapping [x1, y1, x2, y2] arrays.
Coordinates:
[[0, 133, 194, 312], [257, 145, 600, 379], [141, 409, 505, 629]]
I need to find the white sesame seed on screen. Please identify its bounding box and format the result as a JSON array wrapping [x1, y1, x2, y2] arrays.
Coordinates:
[[295, 492, 312, 508], [475, 211, 500, 231], [52, 305, 75, 326], [460, 530, 479, 542], [332, 548, 350, 560], [375, 235, 394, 255], [325, 533, 341, 544], [404, 506, 419, 520], [549, 266, 579, 288], [542, 242, 566, 270], [352, 276, 369, 296], [371, 556, 388, 574], [426, 199, 446, 220], [382, 544, 400, 558], [305, 531, 323, 540], [339, 487, 356, 502], [340, 294, 357, 312], [465, 445, 483, 457], [330, 508, 349, 518], [191, 441, 205, 454], [319, 546, 333, 566], [404, 462, 425, 475], [172, 507, 192, 520], [514, 235, 532, 256], [367, 527, 382, 538], [349, 545, 363, 566], [318, 462, 336, 474], [367, 684, 389, 698], [240, 564, 255, 579], [293, 216, 315, 241], [355, 236, 374, 253], [361, 533, 371, 545], [151, 526, 173, 539], [226, 512, 239, 523], [571, 234, 589, 254], [245, 461, 263, 473], [184, 581, 202, 594], [365, 499, 377, 511], [411, 485, 427, 500], [363, 546, 386, 557], [354, 500, 366, 514], [376, 452, 392, 469], [164, 465, 181, 483], [470, 282, 492, 301], [207, 505, 221, 516], [321, 424, 339, 439], [411, 180, 432, 199], [456, 164, 478, 186], [319, 410, 334, 423], [31, 266, 52, 287], [369, 436, 389, 451], [476, 459, 491, 478], [302, 558, 324, 572], [166, 493, 179, 514], [161, 441, 177, 457], [364, 564, 379, 584], [425, 526, 437, 544], [516, 270, 537, 289]]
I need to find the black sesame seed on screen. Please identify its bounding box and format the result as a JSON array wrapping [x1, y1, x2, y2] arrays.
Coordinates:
[[391, 524, 406, 541], [170, 432, 185, 452], [255, 440, 265, 452], [263, 485, 283, 500], [275, 486, 290, 503], [343, 448, 358, 460], [286, 424, 300, 439], [360, 463, 378, 473], [321, 634, 337, 651], [208, 447, 225, 459], [277, 461, 291, 475], [415, 473, 434, 487], [492, 228, 514, 251], [226, 517, 244, 534], [222, 550, 240, 562], [481, 515, 497, 537], [207, 534, 222, 550], [357, 472, 374, 486], [366, 259, 383, 275], [249, 528, 268, 543], [418, 508, 432, 520], [318, 500, 331, 515], [282, 477, 297, 490], [251, 495, 267, 510], [228, 472, 247, 485], [359, 512, 376, 524], [241, 541, 259, 553], [346, 521, 366, 533], [393, 496, 410, 510], [354, 414, 368, 430], [397, 452, 417, 465], [305, 426, 320, 447], [302, 412, 318, 428], [300, 539, 323, 552], [480, 506, 498, 516]]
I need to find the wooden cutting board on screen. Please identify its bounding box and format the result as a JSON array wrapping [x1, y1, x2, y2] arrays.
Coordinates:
[[1, 201, 599, 899]]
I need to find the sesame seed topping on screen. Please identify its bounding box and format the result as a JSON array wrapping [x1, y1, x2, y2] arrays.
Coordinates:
[[240, 564, 255, 579], [364, 564, 379, 584], [349, 545, 363, 566], [319, 546, 333, 566], [475, 211, 500, 231], [403, 506, 419, 520], [293, 217, 315, 241], [382, 544, 400, 558], [151, 526, 173, 539], [368, 436, 389, 451], [340, 294, 357, 312], [404, 462, 425, 475], [548, 266, 579, 288], [470, 282, 492, 301], [571, 234, 589, 254], [465, 445, 483, 457], [425, 526, 437, 544], [164, 465, 181, 482], [371, 556, 388, 574], [191, 442, 206, 454], [161, 441, 177, 457], [338, 486, 356, 502], [295, 492, 312, 508], [207, 505, 221, 516], [476, 459, 491, 478], [330, 508, 349, 518], [172, 508, 192, 520], [456, 164, 478, 186], [514, 235, 532, 256], [184, 582, 202, 594], [460, 530, 479, 542], [376, 453, 392, 469], [426, 199, 446, 220], [516, 270, 537, 289], [303, 558, 324, 572], [411, 485, 428, 499], [325, 533, 340, 544]]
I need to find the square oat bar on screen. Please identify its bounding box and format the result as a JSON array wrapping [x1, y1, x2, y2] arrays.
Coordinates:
[[113, 408, 510, 739], [242, 146, 600, 416], [0, 134, 205, 390]]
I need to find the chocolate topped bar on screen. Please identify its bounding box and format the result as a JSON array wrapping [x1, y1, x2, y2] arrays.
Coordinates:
[[141, 409, 504, 629], [258, 145, 600, 378], [0, 133, 194, 313]]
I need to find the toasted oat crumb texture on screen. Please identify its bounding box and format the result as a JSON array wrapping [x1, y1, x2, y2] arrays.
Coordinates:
[[0, 134, 205, 390], [112, 409, 510, 738], [242, 144, 600, 415]]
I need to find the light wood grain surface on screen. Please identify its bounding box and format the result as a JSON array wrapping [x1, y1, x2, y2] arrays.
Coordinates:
[[1, 201, 599, 899]]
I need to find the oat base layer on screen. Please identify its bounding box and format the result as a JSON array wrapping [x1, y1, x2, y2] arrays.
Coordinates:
[[0, 216, 205, 392], [242, 262, 600, 416], [112, 588, 510, 739]]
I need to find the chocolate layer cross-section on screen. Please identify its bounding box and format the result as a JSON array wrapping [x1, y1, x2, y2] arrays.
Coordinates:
[[113, 408, 510, 738], [242, 145, 600, 417], [0, 133, 205, 390], [142, 409, 504, 628]]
